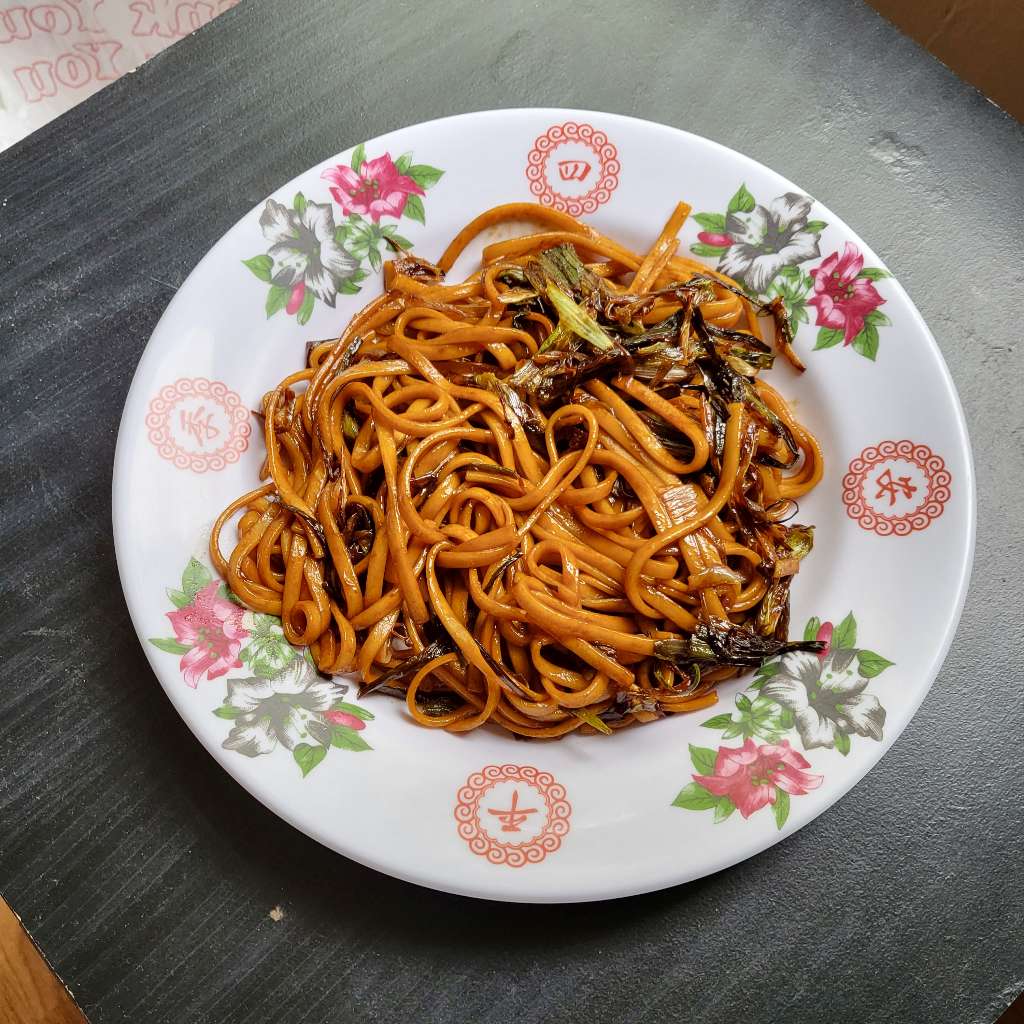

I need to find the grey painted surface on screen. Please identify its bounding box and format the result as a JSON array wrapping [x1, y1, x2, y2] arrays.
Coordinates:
[[1, 0, 1022, 1021]]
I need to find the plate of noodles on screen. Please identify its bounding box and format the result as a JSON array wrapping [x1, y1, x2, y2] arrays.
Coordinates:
[[113, 109, 974, 902]]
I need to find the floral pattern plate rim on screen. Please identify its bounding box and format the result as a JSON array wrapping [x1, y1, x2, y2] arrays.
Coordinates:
[[112, 109, 975, 903]]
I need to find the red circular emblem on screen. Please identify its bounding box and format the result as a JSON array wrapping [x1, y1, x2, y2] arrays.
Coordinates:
[[842, 440, 951, 536], [454, 764, 572, 867], [146, 378, 251, 473], [525, 121, 620, 216]]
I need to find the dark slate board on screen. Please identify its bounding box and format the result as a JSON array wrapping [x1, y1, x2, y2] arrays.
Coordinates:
[[1, 1, 1022, 1021]]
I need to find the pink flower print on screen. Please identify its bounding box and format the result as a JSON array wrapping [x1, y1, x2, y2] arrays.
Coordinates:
[[321, 153, 425, 223], [808, 242, 885, 343], [698, 230, 735, 248], [285, 281, 306, 315], [166, 582, 248, 687], [693, 738, 823, 819], [815, 620, 833, 661], [324, 709, 366, 731]]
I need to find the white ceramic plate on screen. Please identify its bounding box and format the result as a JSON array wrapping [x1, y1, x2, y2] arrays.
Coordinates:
[[113, 109, 974, 902]]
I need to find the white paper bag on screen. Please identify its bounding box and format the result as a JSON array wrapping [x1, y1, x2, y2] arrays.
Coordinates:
[[0, 0, 240, 150]]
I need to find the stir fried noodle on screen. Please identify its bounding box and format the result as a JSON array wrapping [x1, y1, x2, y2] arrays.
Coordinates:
[[211, 202, 825, 738]]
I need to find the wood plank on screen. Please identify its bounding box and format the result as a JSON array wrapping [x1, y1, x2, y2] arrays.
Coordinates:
[[1000, 992, 1024, 1023], [865, 0, 1024, 120], [0, 898, 86, 1024]]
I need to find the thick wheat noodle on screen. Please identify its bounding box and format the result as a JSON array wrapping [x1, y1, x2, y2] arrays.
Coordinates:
[[210, 200, 823, 737], [631, 201, 691, 293]]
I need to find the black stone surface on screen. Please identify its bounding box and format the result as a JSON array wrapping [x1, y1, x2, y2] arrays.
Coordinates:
[[2, 1, 1022, 1021]]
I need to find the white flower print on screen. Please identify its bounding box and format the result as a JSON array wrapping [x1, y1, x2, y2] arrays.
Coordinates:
[[719, 193, 820, 294], [221, 660, 348, 757], [761, 648, 885, 750], [259, 198, 358, 307]]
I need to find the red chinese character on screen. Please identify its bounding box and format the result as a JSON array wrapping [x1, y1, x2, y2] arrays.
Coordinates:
[[557, 159, 591, 182], [486, 789, 538, 832], [180, 406, 219, 447], [874, 467, 916, 506]]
